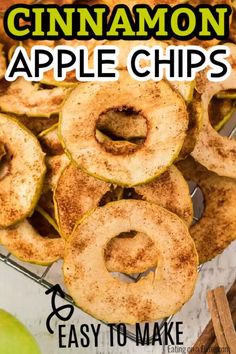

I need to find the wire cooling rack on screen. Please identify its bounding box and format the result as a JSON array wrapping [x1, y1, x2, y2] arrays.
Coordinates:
[[0, 114, 236, 344]]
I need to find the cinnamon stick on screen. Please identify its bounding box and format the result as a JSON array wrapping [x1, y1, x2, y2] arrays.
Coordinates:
[[207, 287, 230, 349], [207, 339, 219, 354], [207, 286, 236, 353], [191, 279, 236, 353], [207, 310, 236, 353], [227, 281, 236, 310], [190, 320, 216, 352]]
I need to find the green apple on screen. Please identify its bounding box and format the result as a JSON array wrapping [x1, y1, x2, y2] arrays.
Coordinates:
[[0, 309, 41, 354]]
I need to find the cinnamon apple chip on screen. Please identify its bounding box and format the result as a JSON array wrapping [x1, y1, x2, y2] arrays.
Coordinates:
[[0, 79, 70, 117]]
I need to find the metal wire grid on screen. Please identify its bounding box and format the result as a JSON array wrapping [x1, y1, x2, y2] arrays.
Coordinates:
[[0, 117, 236, 344]]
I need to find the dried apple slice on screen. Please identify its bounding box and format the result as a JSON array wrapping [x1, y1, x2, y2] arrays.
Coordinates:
[[0, 209, 65, 265], [0, 114, 46, 228], [0, 79, 70, 117], [60, 71, 188, 186], [192, 43, 236, 178], [129, 166, 193, 225], [64, 199, 198, 324], [177, 157, 236, 264]]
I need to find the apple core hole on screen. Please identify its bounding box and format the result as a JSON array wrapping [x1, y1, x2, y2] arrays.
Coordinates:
[[96, 107, 148, 155], [105, 230, 157, 283]]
